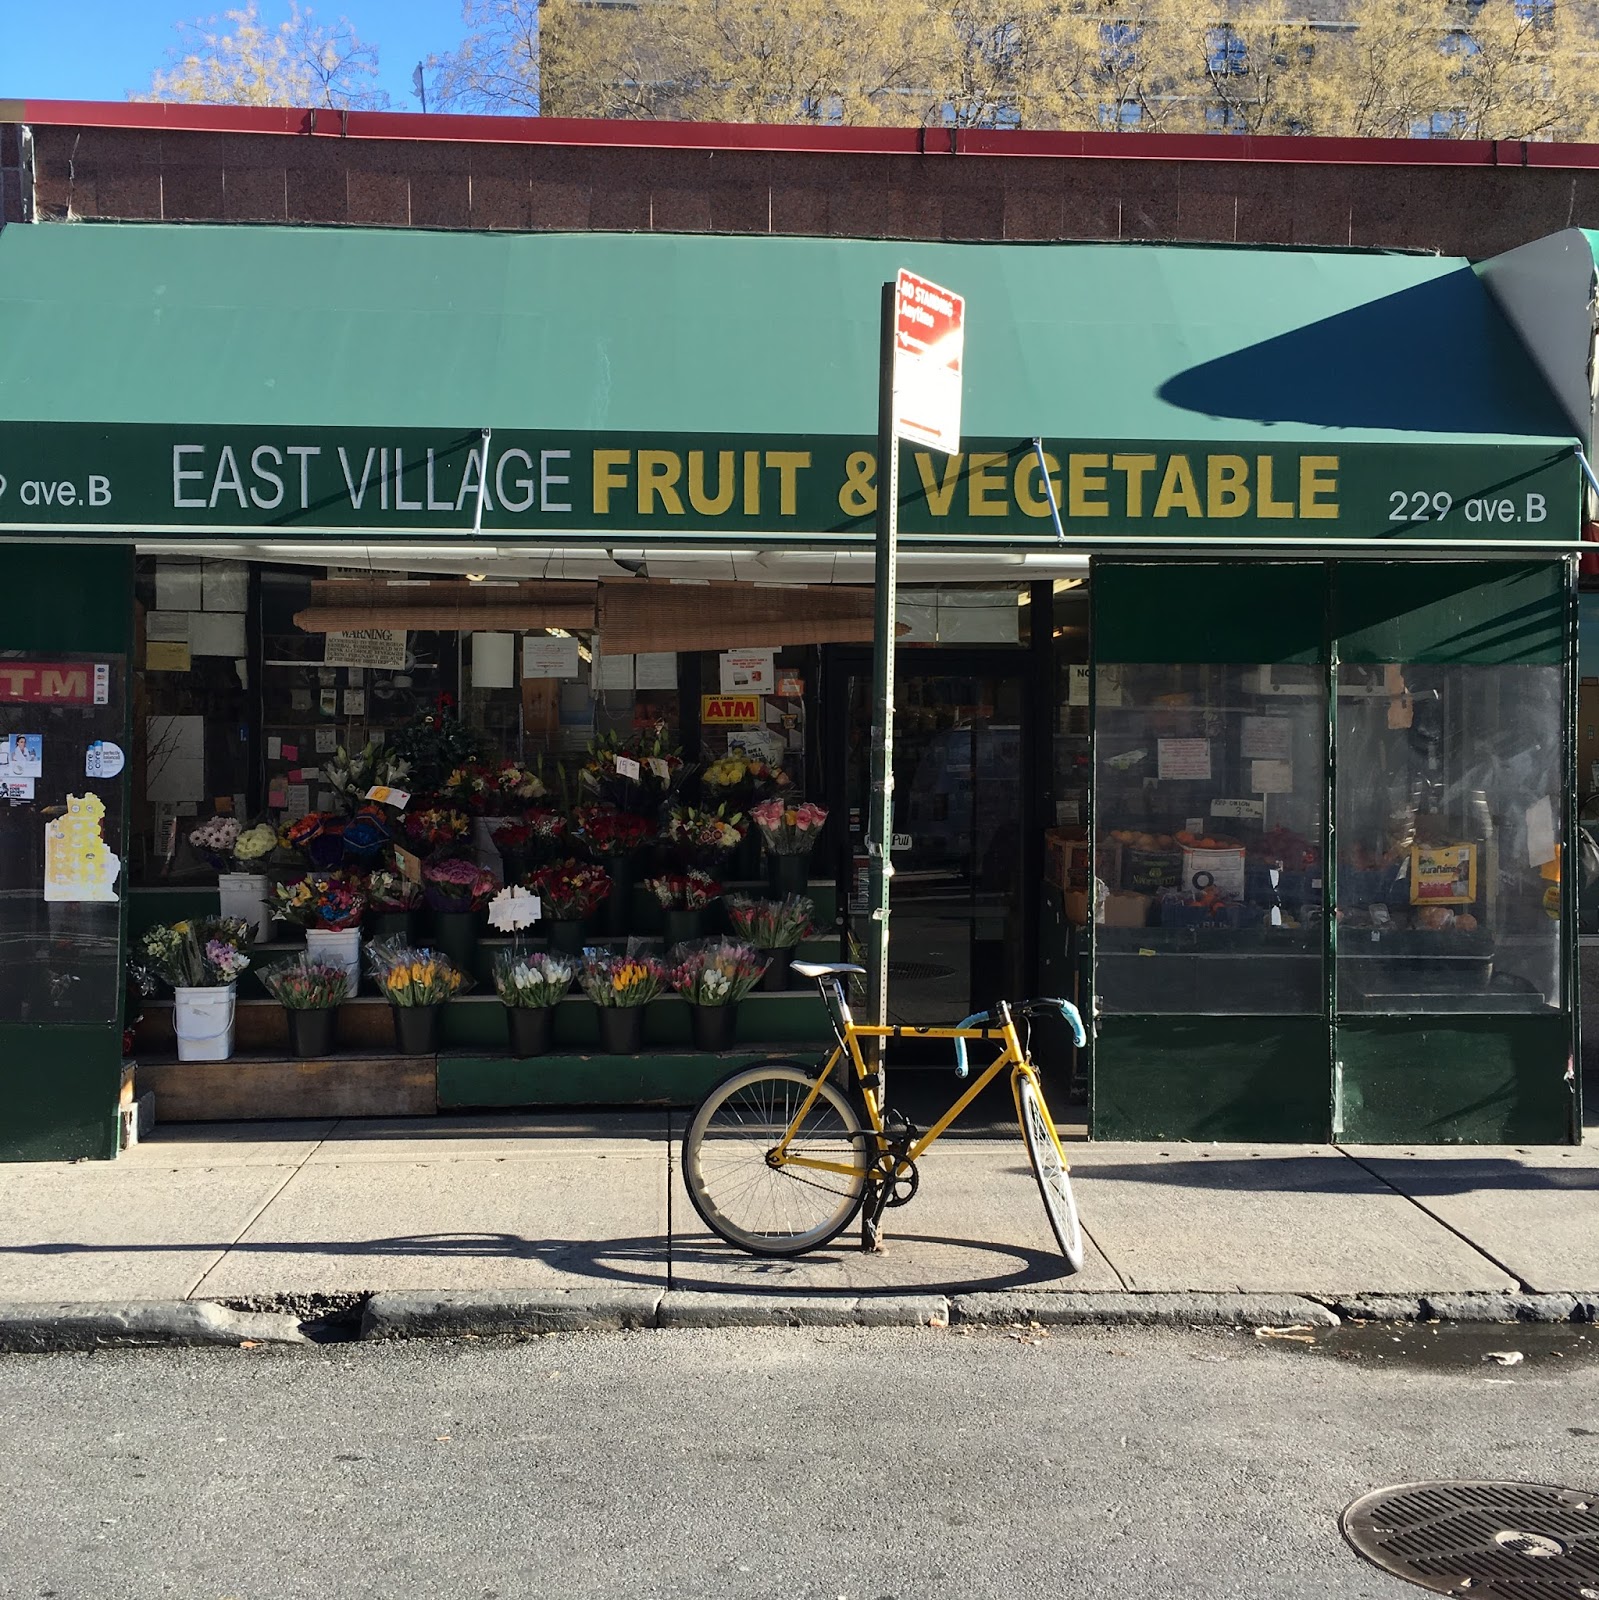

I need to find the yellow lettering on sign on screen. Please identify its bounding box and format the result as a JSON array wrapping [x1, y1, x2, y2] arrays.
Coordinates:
[[917, 452, 965, 517], [688, 451, 736, 516], [743, 451, 762, 516], [1256, 456, 1294, 518], [966, 453, 1009, 517], [592, 450, 631, 516], [1207, 454, 1250, 518], [1299, 455, 1340, 519], [764, 451, 811, 517], [1113, 454, 1158, 517], [637, 450, 684, 516], [701, 694, 762, 726], [41, 669, 87, 700], [1153, 455, 1202, 518], [1013, 452, 1060, 519], [1068, 453, 1110, 518]]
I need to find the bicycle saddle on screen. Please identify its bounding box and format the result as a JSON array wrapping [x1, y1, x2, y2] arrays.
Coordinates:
[[791, 961, 866, 979]]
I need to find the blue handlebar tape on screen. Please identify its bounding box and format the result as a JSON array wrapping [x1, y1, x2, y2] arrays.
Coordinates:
[[1032, 997, 1088, 1048], [953, 1012, 989, 1078]]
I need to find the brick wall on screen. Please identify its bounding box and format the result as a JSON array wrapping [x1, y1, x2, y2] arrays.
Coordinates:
[[11, 117, 1599, 257]]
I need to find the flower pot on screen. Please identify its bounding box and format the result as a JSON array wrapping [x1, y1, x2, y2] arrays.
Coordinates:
[[391, 1003, 442, 1055], [217, 872, 272, 943], [173, 983, 237, 1062], [688, 1001, 738, 1052], [767, 852, 812, 897], [304, 928, 362, 998], [662, 908, 705, 950], [367, 909, 422, 945], [757, 945, 796, 992], [506, 1004, 555, 1059], [731, 829, 763, 884], [602, 855, 637, 937], [285, 1006, 338, 1059], [544, 918, 586, 956], [595, 1004, 644, 1055], [430, 909, 483, 982]]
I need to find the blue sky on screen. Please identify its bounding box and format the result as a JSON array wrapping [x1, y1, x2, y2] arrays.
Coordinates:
[[5, 1, 469, 108]]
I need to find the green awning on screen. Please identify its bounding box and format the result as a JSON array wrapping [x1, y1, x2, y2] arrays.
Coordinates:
[[0, 222, 1580, 548]]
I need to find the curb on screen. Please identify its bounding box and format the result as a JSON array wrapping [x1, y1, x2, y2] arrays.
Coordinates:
[[0, 1289, 1593, 1349]]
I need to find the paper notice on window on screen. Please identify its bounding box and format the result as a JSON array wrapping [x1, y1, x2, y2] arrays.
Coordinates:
[[1241, 716, 1294, 761], [2, 734, 43, 778], [1068, 664, 1091, 707], [523, 636, 580, 679], [1157, 738, 1211, 781], [720, 649, 775, 694], [324, 630, 407, 670], [1251, 758, 1294, 795], [190, 610, 246, 657], [146, 611, 191, 644], [1210, 798, 1266, 821], [147, 641, 191, 673], [471, 633, 516, 690], [155, 560, 204, 613], [145, 715, 205, 802], [283, 784, 311, 820], [202, 560, 249, 613], [635, 653, 678, 690], [1526, 795, 1557, 868], [594, 651, 634, 691]]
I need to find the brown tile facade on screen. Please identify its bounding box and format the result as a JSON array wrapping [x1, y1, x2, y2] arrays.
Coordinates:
[[10, 119, 1599, 258]]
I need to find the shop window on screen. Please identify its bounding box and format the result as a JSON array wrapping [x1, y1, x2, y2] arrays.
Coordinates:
[[1334, 662, 1562, 1014], [1094, 661, 1326, 1015]]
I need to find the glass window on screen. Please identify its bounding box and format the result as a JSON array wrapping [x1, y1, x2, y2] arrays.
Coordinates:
[[1094, 662, 1325, 1014], [1335, 663, 1561, 1014]]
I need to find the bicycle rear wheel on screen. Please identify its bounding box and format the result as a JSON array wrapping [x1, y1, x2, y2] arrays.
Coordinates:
[[683, 1060, 869, 1257], [1016, 1071, 1084, 1272]]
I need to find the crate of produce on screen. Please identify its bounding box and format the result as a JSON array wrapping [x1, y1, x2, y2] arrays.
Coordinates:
[[1157, 895, 1257, 930], [1125, 848, 1183, 894], [1181, 845, 1246, 900]]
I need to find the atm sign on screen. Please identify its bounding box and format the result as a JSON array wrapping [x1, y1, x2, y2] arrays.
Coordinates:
[[701, 694, 762, 727], [0, 662, 109, 705]]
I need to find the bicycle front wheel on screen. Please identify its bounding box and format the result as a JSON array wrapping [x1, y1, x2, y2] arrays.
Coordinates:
[[683, 1061, 869, 1257], [1016, 1072, 1085, 1273]]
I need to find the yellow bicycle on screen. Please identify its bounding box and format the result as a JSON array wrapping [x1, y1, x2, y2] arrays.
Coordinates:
[[681, 961, 1087, 1269]]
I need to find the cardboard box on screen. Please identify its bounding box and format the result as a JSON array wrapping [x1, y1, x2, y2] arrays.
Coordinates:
[[1182, 845, 1246, 899], [1099, 890, 1153, 927], [1044, 826, 1089, 890], [1062, 888, 1090, 926]]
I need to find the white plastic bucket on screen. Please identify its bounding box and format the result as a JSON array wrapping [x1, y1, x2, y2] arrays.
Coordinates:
[[217, 872, 271, 942], [173, 983, 237, 1062], [305, 928, 362, 997]]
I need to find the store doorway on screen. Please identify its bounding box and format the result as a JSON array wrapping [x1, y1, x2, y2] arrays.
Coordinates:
[[828, 650, 1034, 1044]]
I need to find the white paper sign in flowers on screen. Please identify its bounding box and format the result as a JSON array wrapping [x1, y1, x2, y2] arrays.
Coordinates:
[[488, 886, 542, 933]]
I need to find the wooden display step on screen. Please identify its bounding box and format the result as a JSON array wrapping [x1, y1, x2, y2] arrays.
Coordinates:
[[136, 1051, 435, 1121]]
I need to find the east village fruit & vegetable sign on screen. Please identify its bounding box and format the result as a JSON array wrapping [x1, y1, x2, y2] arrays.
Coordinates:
[[0, 425, 1578, 543]]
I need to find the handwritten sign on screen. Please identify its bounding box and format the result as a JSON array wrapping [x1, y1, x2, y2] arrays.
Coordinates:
[[1157, 738, 1211, 781]]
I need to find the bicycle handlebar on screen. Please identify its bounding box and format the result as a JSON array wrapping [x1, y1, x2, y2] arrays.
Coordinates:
[[953, 998, 1087, 1078]]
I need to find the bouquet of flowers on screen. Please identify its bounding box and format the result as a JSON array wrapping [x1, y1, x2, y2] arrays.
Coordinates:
[[439, 762, 499, 815], [580, 730, 689, 811], [233, 822, 278, 868], [494, 760, 547, 810], [322, 739, 411, 815], [402, 806, 471, 858], [527, 860, 611, 921], [338, 805, 392, 863], [421, 856, 498, 912], [387, 697, 484, 797], [136, 918, 253, 989], [749, 799, 829, 856], [365, 868, 422, 912], [492, 950, 576, 1009], [669, 939, 768, 1007], [281, 812, 347, 870], [664, 804, 746, 862], [367, 940, 471, 1007], [726, 894, 815, 950], [573, 804, 656, 859], [701, 755, 793, 805], [579, 951, 667, 1008], [258, 958, 350, 1010], [271, 873, 368, 931], [645, 869, 722, 911], [188, 816, 241, 871]]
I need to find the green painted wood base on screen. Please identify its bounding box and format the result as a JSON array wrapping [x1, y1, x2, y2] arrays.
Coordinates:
[[438, 1049, 783, 1109], [440, 992, 829, 1050], [1092, 1016, 1330, 1142], [1336, 1015, 1578, 1144], [0, 1023, 123, 1161]]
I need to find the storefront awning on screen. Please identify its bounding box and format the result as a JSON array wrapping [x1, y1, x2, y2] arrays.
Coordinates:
[[0, 222, 1583, 554]]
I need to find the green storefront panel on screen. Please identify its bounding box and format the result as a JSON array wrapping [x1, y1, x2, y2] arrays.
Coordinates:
[[1091, 1017, 1330, 1142], [1336, 1016, 1576, 1144]]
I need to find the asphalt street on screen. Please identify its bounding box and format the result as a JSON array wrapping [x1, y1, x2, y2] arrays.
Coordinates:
[[2, 1323, 1597, 1600]]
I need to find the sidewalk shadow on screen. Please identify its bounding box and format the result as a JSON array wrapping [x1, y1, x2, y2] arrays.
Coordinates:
[[1075, 1157, 1599, 1197]]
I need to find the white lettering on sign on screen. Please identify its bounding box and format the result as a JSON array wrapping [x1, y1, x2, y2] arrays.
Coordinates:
[[894, 269, 965, 455]]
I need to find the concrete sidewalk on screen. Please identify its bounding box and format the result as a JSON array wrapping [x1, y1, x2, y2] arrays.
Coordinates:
[[1, 1112, 1595, 1311]]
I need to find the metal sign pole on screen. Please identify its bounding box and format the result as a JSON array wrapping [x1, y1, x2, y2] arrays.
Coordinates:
[[867, 280, 899, 1058]]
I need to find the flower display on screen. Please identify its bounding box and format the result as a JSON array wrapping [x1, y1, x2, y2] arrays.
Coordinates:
[[494, 760, 547, 808], [669, 939, 768, 1007], [749, 799, 829, 856], [726, 894, 816, 950], [701, 755, 794, 800], [339, 806, 392, 862], [322, 739, 411, 815], [573, 804, 655, 859], [579, 951, 667, 1009], [136, 918, 253, 989], [527, 860, 611, 921], [386, 700, 484, 797], [280, 812, 347, 869], [421, 856, 498, 912], [440, 762, 500, 815], [580, 729, 689, 810], [492, 950, 576, 1009], [664, 804, 746, 856], [402, 806, 471, 857], [365, 868, 422, 911], [367, 940, 470, 1006], [232, 823, 278, 866], [645, 869, 722, 911], [188, 815, 241, 871], [258, 958, 351, 1010], [271, 873, 368, 931]]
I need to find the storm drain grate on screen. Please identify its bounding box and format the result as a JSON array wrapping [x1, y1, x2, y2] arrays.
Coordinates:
[[887, 961, 956, 981], [1341, 1480, 1599, 1596]]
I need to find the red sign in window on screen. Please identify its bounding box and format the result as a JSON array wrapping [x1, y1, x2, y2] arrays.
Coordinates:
[[0, 662, 110, 705]]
